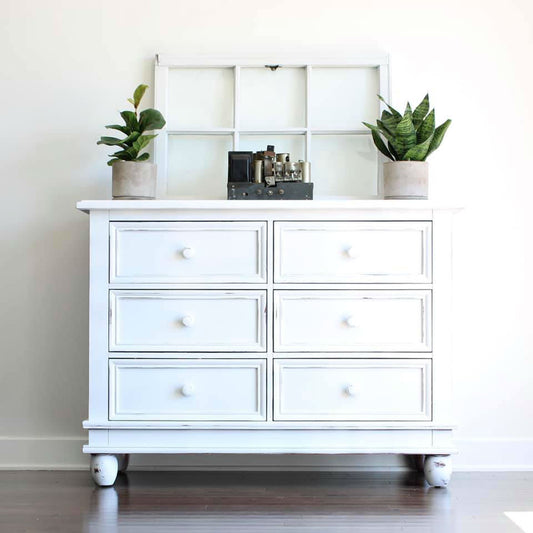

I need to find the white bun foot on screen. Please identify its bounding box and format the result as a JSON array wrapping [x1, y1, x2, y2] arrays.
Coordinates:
[[90, 454, 119, 487], [424, 455, 452, 488]]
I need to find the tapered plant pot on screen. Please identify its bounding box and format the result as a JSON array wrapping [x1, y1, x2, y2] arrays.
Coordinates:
[[112, 161, 157, 200], [383, 161, 428, 200]]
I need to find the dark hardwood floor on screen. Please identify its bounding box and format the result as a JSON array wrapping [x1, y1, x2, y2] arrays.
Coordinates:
[[0, 470, 531, 532]]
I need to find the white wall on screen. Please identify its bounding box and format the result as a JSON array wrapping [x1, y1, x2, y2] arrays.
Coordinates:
[[1, 0, 532, 470]]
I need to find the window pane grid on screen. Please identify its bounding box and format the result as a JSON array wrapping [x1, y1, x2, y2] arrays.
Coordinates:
[[161, 60, 385, 198]]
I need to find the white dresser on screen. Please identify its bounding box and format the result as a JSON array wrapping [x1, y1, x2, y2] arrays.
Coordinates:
[[78, 200, 458, 487]]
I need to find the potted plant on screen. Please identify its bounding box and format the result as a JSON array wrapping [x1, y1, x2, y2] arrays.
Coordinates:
[[97, 84, 166, 199], [363, 94, 451, 199]]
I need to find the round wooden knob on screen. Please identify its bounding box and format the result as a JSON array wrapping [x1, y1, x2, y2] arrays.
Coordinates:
[[181, 384, 195, 397], [346, 247, 358, 259], [182, 247, 195, 259], [345, 385, 356, 397], [181, 315, 195, 327], [346, 316, 357, 328]]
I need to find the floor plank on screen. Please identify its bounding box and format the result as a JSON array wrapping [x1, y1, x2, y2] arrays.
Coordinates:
[[0, 471, 530, 532]]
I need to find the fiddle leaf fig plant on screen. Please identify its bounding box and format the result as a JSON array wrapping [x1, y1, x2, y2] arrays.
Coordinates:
[[97, 84, 166, 166], [363, 94, 451, 161]]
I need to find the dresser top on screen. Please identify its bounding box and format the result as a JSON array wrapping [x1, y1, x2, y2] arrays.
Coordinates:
[[77, 199, 461, 214]]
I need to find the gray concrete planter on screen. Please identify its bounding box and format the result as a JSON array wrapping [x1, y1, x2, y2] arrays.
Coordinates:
[[112, 161, 157, 200], [383, 161, 428, 200]]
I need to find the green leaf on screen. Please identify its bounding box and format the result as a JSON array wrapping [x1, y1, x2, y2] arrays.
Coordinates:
[[138, 108, 165, 133], [387, 141, 399, 160], [403, 134, 434, 161], [120, 131, 141, 146], [97, 136, 127, 147], [363, 122, 394, 160], [132, 84, 148, 108], [426, 119, 451, 159], [127, 98, 135, 106], [120, 111, 139, 133], [380, 113, 400, 136], [395, 114, 417, 159], [132, 134, 157, 154], [110, 148, 135, 160], [404, 102, 412, 120], [412, 94, 430, 128], [105, 124, 130, 135], [107, 158, 121, 166], [417, 109, 435, 143], [377, 119, 395, 137], [135, 152, 151, 162], [378, 95, 402, 119]]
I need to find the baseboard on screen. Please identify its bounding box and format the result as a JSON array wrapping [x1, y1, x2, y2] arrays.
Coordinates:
[[1, 436, 532, 471], [0, 437, 87, 470]]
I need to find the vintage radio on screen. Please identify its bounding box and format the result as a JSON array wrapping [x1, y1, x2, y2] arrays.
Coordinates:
[[227, 145, 313, 200]]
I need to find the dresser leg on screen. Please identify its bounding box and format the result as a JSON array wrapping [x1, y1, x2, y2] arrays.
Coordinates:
[[409, 454, 426, 473], [423, 455, 452, 488], [116, 454, 130, 473], [90, 454, 118, 487]]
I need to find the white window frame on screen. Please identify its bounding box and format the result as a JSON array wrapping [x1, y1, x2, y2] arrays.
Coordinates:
[[154, 54, 390, 199]]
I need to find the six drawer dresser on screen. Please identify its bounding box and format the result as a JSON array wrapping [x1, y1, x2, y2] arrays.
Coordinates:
[[77, 200, 458, 487]]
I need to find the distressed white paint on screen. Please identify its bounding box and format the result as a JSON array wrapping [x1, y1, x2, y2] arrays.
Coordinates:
[[274, 221, 432, 283], [273, 359, 431, 421], [90, 454, 118, 487], [424, 455, 452, 487], [110, 221, 267, 283], [109, 290, 267, 352], [79, 201, 456, 486], [274, 289, 432, 352], [109, 359, 266, 421]]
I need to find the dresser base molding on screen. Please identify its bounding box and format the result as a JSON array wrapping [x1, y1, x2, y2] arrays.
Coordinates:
[[84, 428, 455, 455]]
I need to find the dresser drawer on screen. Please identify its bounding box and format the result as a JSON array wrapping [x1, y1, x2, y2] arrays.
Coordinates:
[[109, 359, 266, 421], [274, 359, 431, 421], [274, 290, 431, 352], [274, 221, 431, 283], [109, 290, 266, 352], [110, 221, 267, 283]]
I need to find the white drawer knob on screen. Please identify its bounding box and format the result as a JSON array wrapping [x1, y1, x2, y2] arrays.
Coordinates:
[[346, 316, 357, 328], [181, 384, 195, 397], [182, 247, 195, 259], [181, 315, 195, 327], [345, 384, 356, 397], [346, 247, 358, 259]]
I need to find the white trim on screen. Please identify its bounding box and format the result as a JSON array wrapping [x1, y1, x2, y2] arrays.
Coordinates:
[[77, 200, 463, 213], [154, 64, 169, 198], [156, 55, 390, 68]]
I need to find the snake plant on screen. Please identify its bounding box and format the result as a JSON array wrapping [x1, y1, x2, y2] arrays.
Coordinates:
[[97, 84, 166, 166], [363, 94, 451, 161]]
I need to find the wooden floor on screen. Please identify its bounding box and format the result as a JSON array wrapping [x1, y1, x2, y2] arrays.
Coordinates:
[[0, 471, 531, 532]]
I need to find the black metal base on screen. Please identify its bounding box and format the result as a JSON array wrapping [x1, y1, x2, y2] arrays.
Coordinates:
[[228, 182, 313, 200]]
